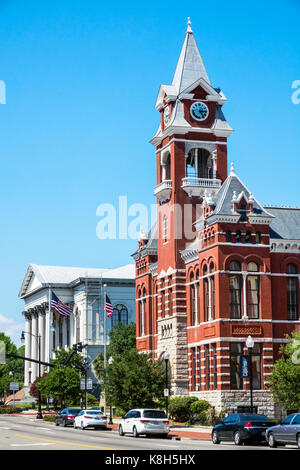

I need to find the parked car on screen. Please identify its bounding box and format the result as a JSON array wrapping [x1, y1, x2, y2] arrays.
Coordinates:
[[118, 409, 169, 438], [55, 408, 81, 427], [73, 410, 107, 430], [266, 413, 300, 448], [212, 413, 274, 445]]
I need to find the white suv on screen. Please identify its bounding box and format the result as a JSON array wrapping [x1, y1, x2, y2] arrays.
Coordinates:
[[118, 409, 169, 438]]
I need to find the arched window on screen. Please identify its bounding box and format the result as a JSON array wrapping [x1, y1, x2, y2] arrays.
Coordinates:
[[161, 152, 171, 181], [203, 265, 209, 321], [247, 262, 260, 319], [229, 261, 242, 319], [161, 279, 165, 319], [210, 263, 215, 320], [286, 263, 298, 320], [186, 148, 211, 178], [190, 272, 196, 325], [111, 304, 128, 328], [195, 269, 200, 324], [168, 275, 173, 316]]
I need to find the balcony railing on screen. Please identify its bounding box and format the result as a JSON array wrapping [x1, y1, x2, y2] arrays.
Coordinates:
[[154, 180, 172, 202], [181, 177, 222, 197]]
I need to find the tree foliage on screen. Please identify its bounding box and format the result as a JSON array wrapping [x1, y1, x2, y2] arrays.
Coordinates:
[[93, 323, 166, 413], [0, 333, 24, 398], [268, 331, 300, 411], [36, 348, 86, 407]]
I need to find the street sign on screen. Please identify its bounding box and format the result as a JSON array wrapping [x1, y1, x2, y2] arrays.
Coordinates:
[[9, 382, 19, 391], [241, 356, 250, 378], [80, 378, 93, 390], [164, 388, 169, 397], [0, 341, 5, 364]]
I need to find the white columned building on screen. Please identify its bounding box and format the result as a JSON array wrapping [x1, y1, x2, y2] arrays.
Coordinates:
[[19, 264, 136, 393]]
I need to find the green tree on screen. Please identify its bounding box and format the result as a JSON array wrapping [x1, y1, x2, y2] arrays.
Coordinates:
[[94, 323, 166, 413], [268, 331, 300, 411], [36, 348, 86, 407], [0, 333, 24, 400]]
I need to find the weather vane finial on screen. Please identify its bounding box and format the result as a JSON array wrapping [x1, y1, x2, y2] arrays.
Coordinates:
[[187, 17, 193, 33]]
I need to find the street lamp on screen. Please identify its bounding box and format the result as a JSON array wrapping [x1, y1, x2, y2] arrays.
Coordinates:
[[162, 351, 170, 418], [246, 335, 255, 413], [107, 356, 114, 425], [21, 330, 43, 419]]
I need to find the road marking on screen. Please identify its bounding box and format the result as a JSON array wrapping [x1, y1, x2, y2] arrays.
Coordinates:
[[11, 443, 55, 447], [12, 434, 119, 450], [0, 427, 10, 430]]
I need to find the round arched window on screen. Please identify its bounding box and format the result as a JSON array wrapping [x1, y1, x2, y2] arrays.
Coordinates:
[[111, 304, 128, 327]]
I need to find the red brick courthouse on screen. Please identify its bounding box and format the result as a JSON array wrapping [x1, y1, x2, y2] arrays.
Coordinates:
[[132, 21, 300, 416]]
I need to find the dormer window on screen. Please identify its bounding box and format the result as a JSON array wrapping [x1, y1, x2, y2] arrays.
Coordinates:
[[238, 204, 247, 221]]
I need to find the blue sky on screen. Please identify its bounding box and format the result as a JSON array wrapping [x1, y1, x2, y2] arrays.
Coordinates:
[[0, 0, 299, 345]]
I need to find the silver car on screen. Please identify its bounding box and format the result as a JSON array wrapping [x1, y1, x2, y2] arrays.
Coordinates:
[[266, 413, 300, 448], [118, 409, 169, 438]]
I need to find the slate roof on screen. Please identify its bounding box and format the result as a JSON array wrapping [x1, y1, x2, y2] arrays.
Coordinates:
[[212, 170, 274, 219], [264, 207, 300, 240]]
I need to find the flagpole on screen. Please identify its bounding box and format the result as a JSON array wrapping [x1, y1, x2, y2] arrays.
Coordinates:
[[103, 283, 107, 418]]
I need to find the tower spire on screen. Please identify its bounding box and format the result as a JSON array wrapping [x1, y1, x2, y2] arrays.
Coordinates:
[[187, 17, 193, 33]]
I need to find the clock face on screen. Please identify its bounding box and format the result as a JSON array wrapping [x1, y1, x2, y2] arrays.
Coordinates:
[[190, 101, 209, 121], [164, 106, 170, 125]]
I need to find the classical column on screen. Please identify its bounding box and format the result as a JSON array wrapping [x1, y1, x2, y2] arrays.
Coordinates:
[[24, 312, 32, 387], [62, 318, 67, 350], [38, 310, 44, 364], [31, 312, 38, 383], [212, 151, 217, 179]]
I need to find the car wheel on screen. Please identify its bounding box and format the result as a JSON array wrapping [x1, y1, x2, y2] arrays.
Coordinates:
[[268, 432, 277, 448], [234, 431, 243, 446], [297, 434, 300, 449], [119, 425, 124, 436], [55, 421, 59, 426], [73, 422, 77, 429], [132, 426, 139, 438], [80, 421, 85, 430], [212, 430, 220, 444]]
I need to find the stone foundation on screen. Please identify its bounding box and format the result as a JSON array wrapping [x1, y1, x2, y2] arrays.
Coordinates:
[[189, 390, 286, 419]]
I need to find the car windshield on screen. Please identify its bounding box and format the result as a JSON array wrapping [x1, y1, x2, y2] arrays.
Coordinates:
[[143, 410, 167, 419], [240, 415, 269, 422]]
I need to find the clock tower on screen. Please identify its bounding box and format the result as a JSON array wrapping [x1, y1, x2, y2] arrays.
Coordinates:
[[147, 19, 233, 393]]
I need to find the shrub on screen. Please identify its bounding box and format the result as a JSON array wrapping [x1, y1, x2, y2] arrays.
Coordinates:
[[0, 406, 22, 414], [43, 415, 56, 423], [168, 396, 199, 422], [190, 400, 212, 424]]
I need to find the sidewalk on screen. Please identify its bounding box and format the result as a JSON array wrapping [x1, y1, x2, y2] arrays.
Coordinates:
[[107, 420, 212, 440]]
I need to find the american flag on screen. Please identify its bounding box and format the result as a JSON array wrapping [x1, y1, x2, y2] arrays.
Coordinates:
[[104, 294, 113, 318], [51, 292, 72, 317]]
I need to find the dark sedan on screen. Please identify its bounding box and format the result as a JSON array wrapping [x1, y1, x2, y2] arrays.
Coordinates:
[[55, 408, 81, 427], [212, 413, 274, 445], [266, 413, 300, 448]]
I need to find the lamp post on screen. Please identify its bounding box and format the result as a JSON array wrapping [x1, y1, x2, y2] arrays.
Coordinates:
[[162, 351, 170, 417], [107, 356, 114, 424], [21, 330, 43, 419], [246, 335, 255, 413]]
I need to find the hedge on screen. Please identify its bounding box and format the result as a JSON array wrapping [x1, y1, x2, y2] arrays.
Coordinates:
[[0, 406, 22, 414]]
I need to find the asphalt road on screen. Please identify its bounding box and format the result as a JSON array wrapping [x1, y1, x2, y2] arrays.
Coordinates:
[[0, 415, 296, 451]]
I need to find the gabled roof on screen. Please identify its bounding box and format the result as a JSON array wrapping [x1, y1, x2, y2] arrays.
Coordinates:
[[19, 263, 135, 298], [131, 221, 158, 259], [212, 168, 274, 219]]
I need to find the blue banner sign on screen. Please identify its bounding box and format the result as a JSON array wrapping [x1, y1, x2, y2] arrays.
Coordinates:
[[241, 355, 250, 378]]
